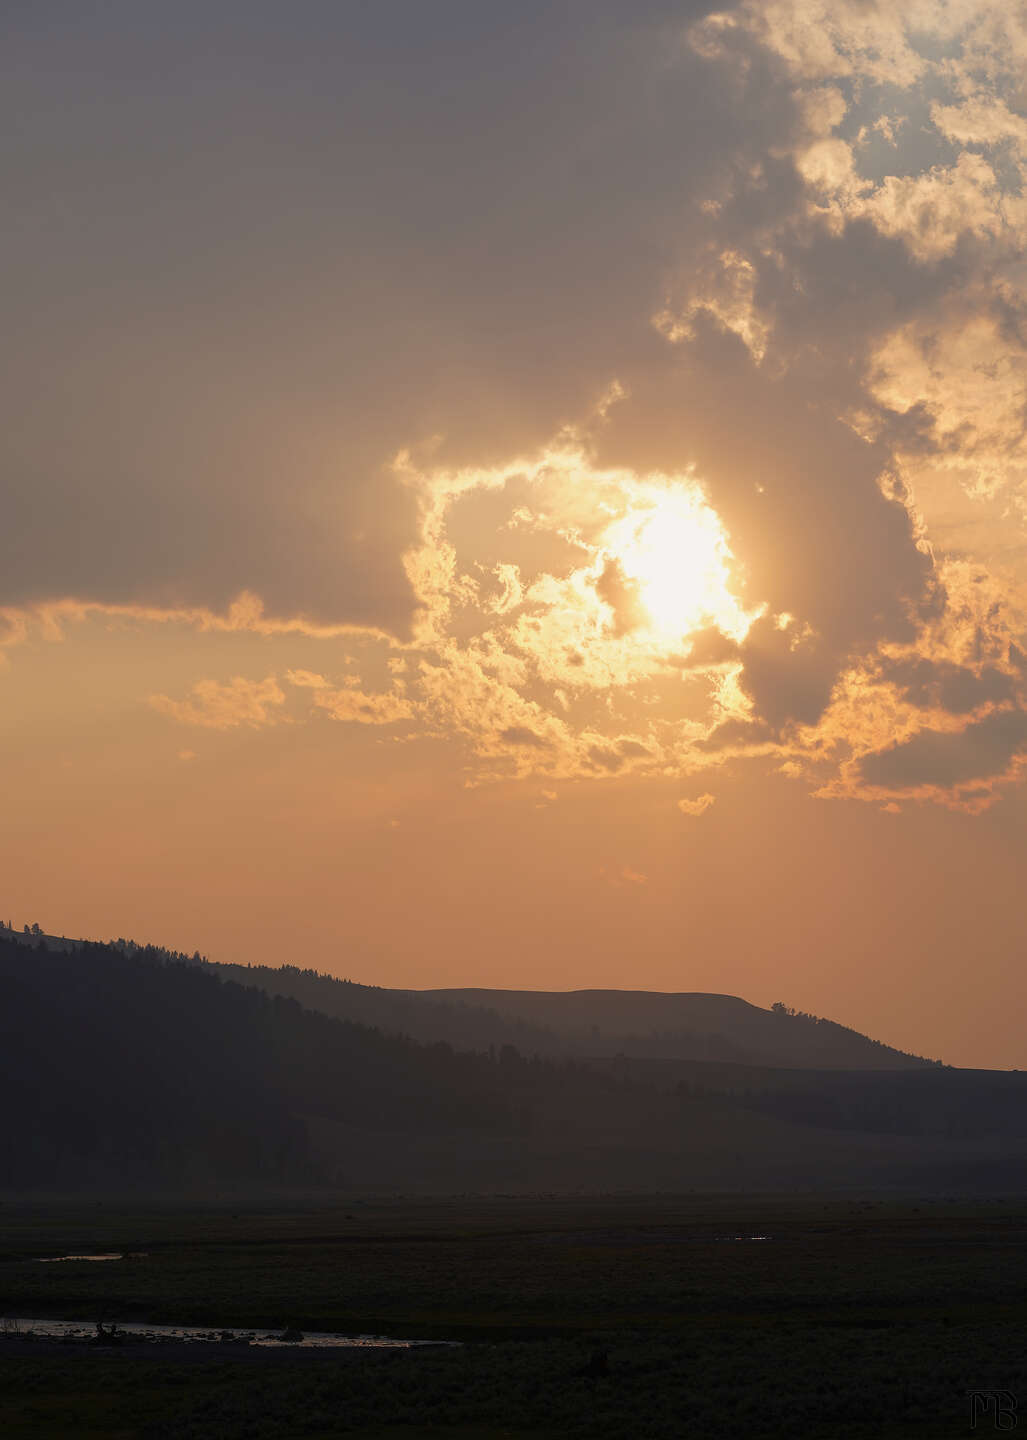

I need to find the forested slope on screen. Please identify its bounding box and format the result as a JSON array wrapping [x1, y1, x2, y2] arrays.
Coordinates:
[[3, 936, 1024, 1194]]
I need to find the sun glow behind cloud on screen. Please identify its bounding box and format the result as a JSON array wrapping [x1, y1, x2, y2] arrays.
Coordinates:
[[603, 486, 754, 644], [368, 445, 765, 782]]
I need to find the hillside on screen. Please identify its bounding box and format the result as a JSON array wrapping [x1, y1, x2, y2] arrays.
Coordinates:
[[423, 988, 936, 1068], [0, 924, 937, 1070], [201, 962, 934, 1069], [3, 933, 1026, 1194], [0, 936, 511, 1190]]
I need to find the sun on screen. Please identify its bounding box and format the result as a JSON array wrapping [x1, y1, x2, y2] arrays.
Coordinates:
[[604, 486, 751, 642]]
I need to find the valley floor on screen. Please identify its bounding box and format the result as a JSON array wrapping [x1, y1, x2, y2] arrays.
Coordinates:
[[1, 1192, 1025, 1438]]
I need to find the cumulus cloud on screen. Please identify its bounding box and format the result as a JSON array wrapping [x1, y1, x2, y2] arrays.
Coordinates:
[[881, 657, 1014, 715], [149, 677, 287, 730], [285, 669, 414, 724], [678, 793, 716, 816], [312, 686, 414, 726], [500, 727, 553, 750], [285, 669, 331, 690], [857, 707, 1027, 798]]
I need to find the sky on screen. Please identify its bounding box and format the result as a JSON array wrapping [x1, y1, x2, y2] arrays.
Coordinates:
[[3, 1, 1027, 1068]]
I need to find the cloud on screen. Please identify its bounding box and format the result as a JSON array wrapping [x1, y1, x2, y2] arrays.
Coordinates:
[[285, 669, 331, 690], [0, 595, 377, 663], [7, 1, 1027, 815], [857, 708, 1027, 794], [678, 793, 716, 816], [709, 0, 930, 88], [682, 627, 741, 668], [312, 686, 414, 726], [499, 726, 552, 749], [0, 2, 729, 636], [290, 670, 414, 725], [594, 557, 647, 636], [881, 657, 1014, 715], [149, 677, 287, 730]]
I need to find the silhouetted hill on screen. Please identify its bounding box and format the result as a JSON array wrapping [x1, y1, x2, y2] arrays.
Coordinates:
[[202, 962, 568, 1057], [0, 925, 937, 1069], [0, 936, 512, 1190], [3, 933, 1027, 1195], [423, 988, 936, 1068], [199, 961, 934, 1069]]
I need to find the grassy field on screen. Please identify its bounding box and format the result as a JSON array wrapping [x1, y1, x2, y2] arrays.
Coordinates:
[[1, 1192, 1025, 1438]]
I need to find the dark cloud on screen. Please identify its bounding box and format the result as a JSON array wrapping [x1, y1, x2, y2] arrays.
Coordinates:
[[0, 1, 732, 632], [499, 726, 551, 749], [760, 219, 961, 377], [737, 618, 838, 731], [681, 626, 741, 667], [595, 558, 646, 636], [586, 745, 625, 772], [858, 708, 1027, 791], [881, 657, 1015, 714], [697, 717, 774, 753]]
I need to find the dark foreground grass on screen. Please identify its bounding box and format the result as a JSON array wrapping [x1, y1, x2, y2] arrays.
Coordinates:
[[1, 1193, 1024, 1438]]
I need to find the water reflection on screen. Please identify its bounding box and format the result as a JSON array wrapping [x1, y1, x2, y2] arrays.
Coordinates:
[[36, 1254, 125, 1263], [3, 1317, 454, 1348]]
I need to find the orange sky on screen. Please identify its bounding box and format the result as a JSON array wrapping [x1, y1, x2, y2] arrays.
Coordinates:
[[3, 2, 1027, 1068]]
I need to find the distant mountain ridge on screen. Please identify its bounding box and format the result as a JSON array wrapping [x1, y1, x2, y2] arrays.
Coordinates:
[[200, 963, 936, 1070], [421, 987, 937, 1070], [0, 920, 937, 1069]]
